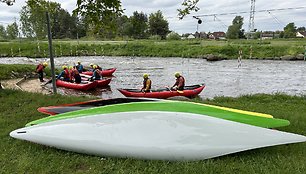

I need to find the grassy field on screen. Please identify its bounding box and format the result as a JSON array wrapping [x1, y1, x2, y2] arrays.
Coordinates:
[[0, 39, 305, 59], [0, 89, 305, 173]]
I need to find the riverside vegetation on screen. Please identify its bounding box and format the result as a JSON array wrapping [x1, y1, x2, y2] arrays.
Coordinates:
[[0, 65, 305, 173], [0, 39, 305, 60]]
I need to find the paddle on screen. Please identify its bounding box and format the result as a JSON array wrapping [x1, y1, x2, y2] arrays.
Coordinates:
[[42, 79, 53, 86]]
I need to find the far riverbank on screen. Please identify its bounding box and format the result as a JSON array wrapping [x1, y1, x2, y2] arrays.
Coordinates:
[[0, 39, 305, 60]]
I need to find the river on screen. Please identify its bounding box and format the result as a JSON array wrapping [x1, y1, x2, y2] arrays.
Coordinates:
[[1, 56, 306, 99]]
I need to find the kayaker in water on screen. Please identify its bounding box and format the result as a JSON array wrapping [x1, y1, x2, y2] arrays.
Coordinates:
[[36, 62, 48, 82], [57, 66, 71, 82], [70, 66, 82, 84], [90, 65, 102, 81], [171, 72, 185, 91], [76, 61, 84, 73], [89, 63, 102, 72], [141, 73, 152, 92]]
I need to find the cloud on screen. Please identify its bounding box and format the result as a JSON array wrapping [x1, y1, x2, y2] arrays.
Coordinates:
[[0, 0, 305, 33]]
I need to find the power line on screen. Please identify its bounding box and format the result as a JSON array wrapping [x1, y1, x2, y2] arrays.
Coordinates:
[[193, 6, 306, 18]]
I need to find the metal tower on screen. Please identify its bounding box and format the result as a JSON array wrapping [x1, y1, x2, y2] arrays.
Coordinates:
[[248, 0, 256, 37]]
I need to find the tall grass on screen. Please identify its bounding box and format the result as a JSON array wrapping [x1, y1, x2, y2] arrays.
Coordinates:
[[0, 39, 305, 59], [0, 89, 305, 173]]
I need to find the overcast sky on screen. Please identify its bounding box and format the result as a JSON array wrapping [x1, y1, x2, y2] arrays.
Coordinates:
[[0, 0, 305, 34]]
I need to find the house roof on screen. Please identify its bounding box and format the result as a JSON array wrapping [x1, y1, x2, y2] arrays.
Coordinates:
[[297, 31, 306, 36]]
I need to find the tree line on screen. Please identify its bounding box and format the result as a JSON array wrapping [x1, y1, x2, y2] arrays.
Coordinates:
[[0, 0, 171, 40]]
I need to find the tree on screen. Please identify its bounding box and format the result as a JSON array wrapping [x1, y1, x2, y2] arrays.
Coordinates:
[[20, 0, 62, 39], [0, 25, 7, 39], [177, 0, 200, 19], [167, 32, 181, 40], [148, 10, 169, 39], [6, 22, 19, 40], [226, 16, 245, 39], [52, 8, 78, 39], [129, 11, 148, 39], [73, 0, 123, 35], [297, 27, 305, 32], [283, 22, 296, 38]]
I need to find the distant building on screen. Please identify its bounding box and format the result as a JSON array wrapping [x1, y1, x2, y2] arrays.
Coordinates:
[[296, 31, 306, 38], [209, 32, 226, 40], [261, 33, 274, 40], [195, 32, 208, 39], [187, 34, 195, 39]]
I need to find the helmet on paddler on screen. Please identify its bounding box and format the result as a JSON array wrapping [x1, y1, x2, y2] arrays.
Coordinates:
[[143, 73, 149, 79]]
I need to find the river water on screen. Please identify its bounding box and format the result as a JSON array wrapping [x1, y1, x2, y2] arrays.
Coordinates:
[[1, 56, 306, 99]]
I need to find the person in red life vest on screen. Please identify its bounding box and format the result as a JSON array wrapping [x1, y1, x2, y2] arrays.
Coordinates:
[[141, 73, 152, 92], [70, 66, 82, 83], [36, 62, 48, 82], [171, 72, 185, 91], [57, 66, 71, 82], [90, 65, 102, 81]]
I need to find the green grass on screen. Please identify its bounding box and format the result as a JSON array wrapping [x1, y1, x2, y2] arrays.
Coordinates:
[[0, 89, 305, 173], [0, 39, 305, 59], [0, 64, 61, 80]]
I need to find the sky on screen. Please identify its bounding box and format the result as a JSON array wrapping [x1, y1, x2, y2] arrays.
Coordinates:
[[0, 0, 305, 34]]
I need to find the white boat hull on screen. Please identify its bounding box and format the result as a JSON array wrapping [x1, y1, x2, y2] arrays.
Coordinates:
[[10, 111, 306, 161]]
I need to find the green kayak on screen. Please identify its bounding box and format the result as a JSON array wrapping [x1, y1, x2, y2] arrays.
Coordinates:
[[27, 101, 290, 128]]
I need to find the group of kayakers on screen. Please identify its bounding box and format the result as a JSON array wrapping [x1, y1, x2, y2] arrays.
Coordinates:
[[36, 61, 185, 92], [141, 72, 185, 92], [36, 61, 103, 84]]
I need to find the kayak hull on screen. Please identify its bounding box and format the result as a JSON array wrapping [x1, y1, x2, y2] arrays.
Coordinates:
[[81, 68, 116, 76], [56, 80, 97, 91], [10, 111, 306, 161], [30, 101, 289, 128], [118, 84, 205, 99]]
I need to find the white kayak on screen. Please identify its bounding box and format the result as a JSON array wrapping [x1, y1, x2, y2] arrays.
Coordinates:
[[10, 111, 306, 161]]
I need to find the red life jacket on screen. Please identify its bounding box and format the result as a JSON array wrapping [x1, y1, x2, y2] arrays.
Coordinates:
[[64, 69, 70, 79], [36, 64, 44, 72]]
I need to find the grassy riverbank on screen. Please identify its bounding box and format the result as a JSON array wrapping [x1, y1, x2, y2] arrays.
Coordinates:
[[0, 39, 305, 59], [0, 64, 60, 80], [0, 89, 305, 173]]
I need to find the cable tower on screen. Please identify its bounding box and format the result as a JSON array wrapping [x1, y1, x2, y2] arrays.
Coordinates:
[[248, 0, 256, 38]]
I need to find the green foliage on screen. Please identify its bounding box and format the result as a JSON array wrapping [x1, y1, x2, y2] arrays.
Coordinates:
[[148, 10, 169, 39], [73, 0, 123, 35], [149, 35, 162, 40], [6, 22, 19, 40], [0, 89, 305, 173], [0, 64, 35, 80], [20, 0, 62, 39], [284, 22, 297, 38], [0, 25, 7, 39], [167, 32, 181, 40], [0, 39, 305, 59], [129, 11, 148, 39], [177, 0, 200, 19], [226, 16, 245, 39]]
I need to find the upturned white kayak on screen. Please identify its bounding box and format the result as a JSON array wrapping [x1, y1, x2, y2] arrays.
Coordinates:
[[10, 111, 306, 161]]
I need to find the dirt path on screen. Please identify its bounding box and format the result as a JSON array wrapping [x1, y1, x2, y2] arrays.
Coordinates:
[[2, 78, 52, 94]]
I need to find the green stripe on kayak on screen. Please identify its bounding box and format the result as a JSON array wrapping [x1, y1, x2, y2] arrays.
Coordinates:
[[26, 101, 290, 128]]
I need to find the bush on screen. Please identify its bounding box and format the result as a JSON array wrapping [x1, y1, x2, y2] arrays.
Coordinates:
[[149, 35, 161, 40], [166, 32, 181, 40]]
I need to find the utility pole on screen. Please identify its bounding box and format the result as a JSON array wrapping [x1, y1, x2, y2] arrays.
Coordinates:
[[248, 0, 256, 39], [46, 12, 57, 94]]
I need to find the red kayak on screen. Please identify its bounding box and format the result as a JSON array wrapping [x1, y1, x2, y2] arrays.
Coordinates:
[[118, 84, 205, 99], [37, 98, 158, 115], [80, 77, 112, 87], [56, 80, 98, 91], [93, 78, 112, 87], [81, 68, 116, 76]]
